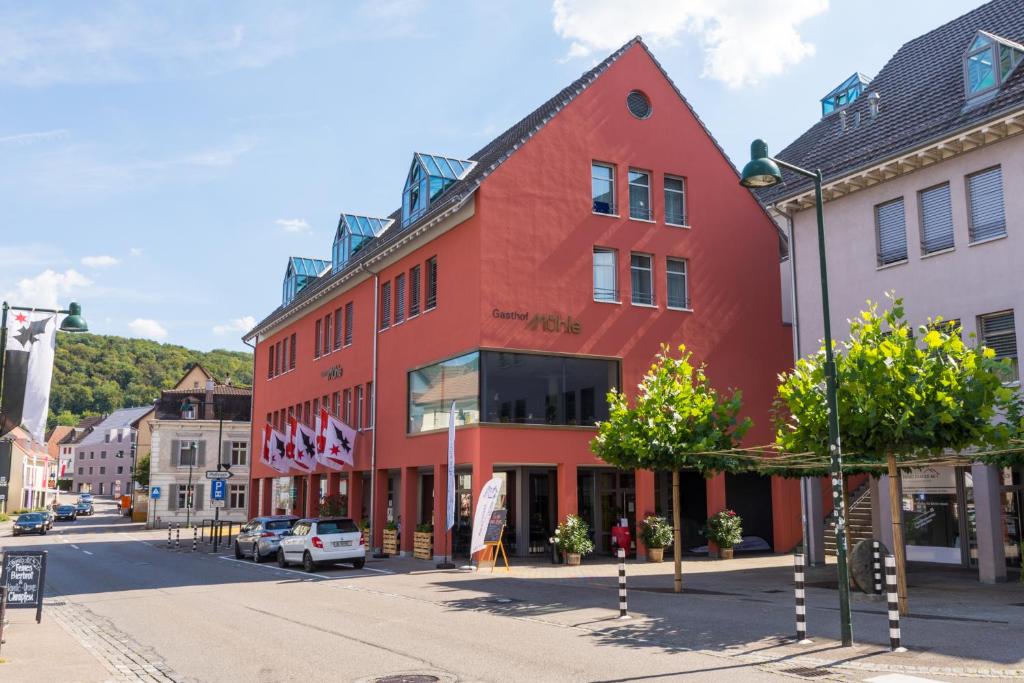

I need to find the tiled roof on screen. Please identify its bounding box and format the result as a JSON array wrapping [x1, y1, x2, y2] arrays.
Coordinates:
[[56, 415, 106, 445], [162, 386, 252, 397], [76, 407, 153, 446], [756, 0, 1024, 205]]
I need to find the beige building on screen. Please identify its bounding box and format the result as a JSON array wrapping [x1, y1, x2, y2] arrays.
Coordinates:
[[759, 1, 1023, 582], [0, 427, 52, 512]]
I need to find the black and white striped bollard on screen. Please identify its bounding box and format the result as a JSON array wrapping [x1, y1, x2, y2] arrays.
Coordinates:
[[617, 547, 630, 620], [794, 552, 810, 644], [885, 555, 906, 652], [175, 525, 181, 551], [192, 526, 198, 553], [167, 525, 172, 549], [872, 541, 882, 595]]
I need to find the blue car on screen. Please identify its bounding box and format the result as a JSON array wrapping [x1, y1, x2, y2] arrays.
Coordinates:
[[13, 513, 48, 536]]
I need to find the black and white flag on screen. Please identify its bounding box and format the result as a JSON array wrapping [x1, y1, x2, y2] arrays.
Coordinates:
[[1, 311, 57, 442]]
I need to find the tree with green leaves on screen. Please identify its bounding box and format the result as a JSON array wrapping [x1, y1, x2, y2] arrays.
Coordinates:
[[592, 344, 750, 592], [775, 294, 1019, 613], [133, 453, 151, 489]]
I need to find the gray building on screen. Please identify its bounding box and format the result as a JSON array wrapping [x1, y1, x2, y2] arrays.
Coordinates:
[[71, 407, 152, 498]]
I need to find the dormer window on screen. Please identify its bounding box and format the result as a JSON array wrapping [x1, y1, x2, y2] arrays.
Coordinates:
[[332, 214, 392, 272], [820, 73, 871, 118], [282, 256, 330, 306], [181, 399, 196, 420], [401, 153, 475, 226], [964, 31, 1024, 101]]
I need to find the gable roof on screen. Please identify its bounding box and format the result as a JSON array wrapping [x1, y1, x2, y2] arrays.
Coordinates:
[[247, 37, 763, 340], [76, 407, 153, 446], [757, 0, 1024, 205]]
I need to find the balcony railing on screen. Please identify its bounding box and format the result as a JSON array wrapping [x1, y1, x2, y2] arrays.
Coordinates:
[[629, 205, 652, 221], [592, 200, 617, 215], [631, 290, 654, 306], [594, 287, 619, 302], [667, 294, 691, 310], [665, 210, 687, 226]]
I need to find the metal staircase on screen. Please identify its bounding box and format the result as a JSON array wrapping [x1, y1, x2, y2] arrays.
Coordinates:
[[825, 480, 873, 556]]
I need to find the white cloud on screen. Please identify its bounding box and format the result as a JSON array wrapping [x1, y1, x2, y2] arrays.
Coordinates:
[[127, 318, 168, 340], [0, 129, 69, 146], [276, 218, 311, 233], [212, 316, 256, 335], [129, 247, 143, 256], [3, 269, 91, 309], [81, 254, 120, 268], [551, 0, 828, 88]]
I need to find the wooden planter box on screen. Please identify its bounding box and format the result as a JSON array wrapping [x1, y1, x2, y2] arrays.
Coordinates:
[[413, 532, 433, 560], [382, 529, 398, 556]]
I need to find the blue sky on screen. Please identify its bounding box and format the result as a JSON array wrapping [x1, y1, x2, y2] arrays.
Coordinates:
[[0, 0, 978, 351]]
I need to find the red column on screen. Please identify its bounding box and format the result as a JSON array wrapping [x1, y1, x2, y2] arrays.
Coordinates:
[[771, 475, 801, 552], [433, 464, 447, 558], [263, 478, 274, 515], [372, 470, 389, 550], [348, 471, 363, 520], [400, 466, 418, 554], [634, 469, 655, 559], [248, 477, 261, 518], [328, 472, 341, 498], [290, 476, 302, 516], [706, 473, 727, 555], [556, 463, 578, 523], [306, 474, 319, 517]]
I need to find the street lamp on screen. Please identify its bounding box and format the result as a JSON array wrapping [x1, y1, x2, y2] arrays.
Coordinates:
[[740, 140, 853, 647]]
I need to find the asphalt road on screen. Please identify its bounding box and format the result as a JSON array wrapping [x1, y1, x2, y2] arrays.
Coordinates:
[[0, 501, 826, 683]]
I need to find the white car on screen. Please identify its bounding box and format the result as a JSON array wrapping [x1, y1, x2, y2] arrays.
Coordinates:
[[277, 518, 366, 572]]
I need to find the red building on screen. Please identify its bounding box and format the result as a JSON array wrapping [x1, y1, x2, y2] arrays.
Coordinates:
[[244, 38, 797, 560]]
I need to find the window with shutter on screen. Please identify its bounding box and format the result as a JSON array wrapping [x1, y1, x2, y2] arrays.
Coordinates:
[[409, 265, 421, 316], [425, 257, 437, 310], [919, 183, 954, 255], [875, 198, 907, 266], [333, 307, 342, 350], [315, 319, 322, 357], [395, 273, 406, 324], [344, 302, 353, 346], [322, 314, 332, 354], [979, 310, 1018, 382], [380, 281, 392, 330], [289, 333, 296, 369], [967, 166, 1006, 243], [169, 484, 179, 511]]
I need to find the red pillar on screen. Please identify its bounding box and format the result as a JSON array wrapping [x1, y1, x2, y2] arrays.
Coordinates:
[[264, 478, 274, 515], [372, 470, 389, 550], [634, 469, 655, 559], [556, 463, 578, 523], [771, 475, 802, 552], [348, 471, 363, 520], [290, 476, 302, 516], [706, 473, 727, 555], [328, 472, 341, 497], [400, 466, 418, 554], [306, 474, 319, 517], [248, 477, 261, 518], [433, 464, 448, 558]]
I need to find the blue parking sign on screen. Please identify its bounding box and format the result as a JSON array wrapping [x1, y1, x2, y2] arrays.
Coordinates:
[[211, 479, 226, 501]]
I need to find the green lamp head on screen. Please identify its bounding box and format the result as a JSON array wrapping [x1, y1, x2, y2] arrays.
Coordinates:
[[60, 302, 88, 332], [739, 139, 783, 188]]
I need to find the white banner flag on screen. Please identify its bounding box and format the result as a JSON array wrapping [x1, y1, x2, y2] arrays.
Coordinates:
[[316, 408, 355, 470], [470, 476, 503, 555], [262, 424, 290, 474], [287, 416, 317, 473], [1, 311, 57, 442], [446, 401, 456, 531]]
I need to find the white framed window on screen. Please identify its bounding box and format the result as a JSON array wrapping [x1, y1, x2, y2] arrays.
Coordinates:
[[628, 169, 651, 220], [978, 310, 1018, 383], [177, 485, 195, 510], [229, 484, 246, 509], [664, 175, 687, 226], [230, 441, 248, 467], [630, 253, 654, 306], [593, 248, 618, 302], [875, 198, 907, 266], [592, 163, 616, 215], [356, 385, 364, 430], [666, 258, 689, 310], [177, 440, 200, 467], [967, 166, 1006, 243], [918, 183, 954, 255]]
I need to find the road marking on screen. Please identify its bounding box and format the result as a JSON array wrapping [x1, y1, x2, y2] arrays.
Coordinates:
[[217, 556, 383, 580], [82, 550, 94, 555], [70, 544, 79, 549]]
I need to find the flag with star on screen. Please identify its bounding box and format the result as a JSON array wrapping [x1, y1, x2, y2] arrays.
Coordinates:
[[286, 415, 317, 473], [1, 310, 58, 442], [262, 423, 290, 474], [316, 408, 355, 470]]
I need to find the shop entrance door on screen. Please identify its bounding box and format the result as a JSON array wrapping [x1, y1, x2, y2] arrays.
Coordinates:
[[527, 470, 555, 555], [1003, 466, 1023, 570], [596, 470, 635, 555]]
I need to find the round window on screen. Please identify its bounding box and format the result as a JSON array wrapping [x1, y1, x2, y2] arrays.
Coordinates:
[[626, 90, 651, 119]]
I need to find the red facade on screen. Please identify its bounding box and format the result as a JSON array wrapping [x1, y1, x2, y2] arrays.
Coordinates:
[[247, 41, 798, 559]]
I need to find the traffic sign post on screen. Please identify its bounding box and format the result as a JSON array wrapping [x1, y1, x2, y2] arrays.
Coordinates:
[[205, 470, 233, 480], [210, 477, 227, 551], [150, 486, 161, 500]]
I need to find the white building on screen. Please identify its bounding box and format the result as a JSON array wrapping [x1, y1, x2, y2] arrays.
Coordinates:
[[147, 379, 251, 528]]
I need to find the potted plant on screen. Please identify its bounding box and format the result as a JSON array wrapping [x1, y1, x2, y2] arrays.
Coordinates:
[[704, 509, 743, 559], [553, 514, 594, 566], [640, 515, 673, 562], [382, 519, 399, 556], [414, 522, 433, 560]]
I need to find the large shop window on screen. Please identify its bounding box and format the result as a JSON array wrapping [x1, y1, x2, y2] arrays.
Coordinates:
[[408, 352, 480, 434], [480, 352, 618, 427]]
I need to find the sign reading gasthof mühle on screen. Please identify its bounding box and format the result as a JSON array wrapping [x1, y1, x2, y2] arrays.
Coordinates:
[[1, 550, 47, 622]]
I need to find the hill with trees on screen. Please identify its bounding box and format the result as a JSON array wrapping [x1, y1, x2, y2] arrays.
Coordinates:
[[48, 333, 253, 427]]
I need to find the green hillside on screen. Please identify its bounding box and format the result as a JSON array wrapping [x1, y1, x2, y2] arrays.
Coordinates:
[[48, 333, 253, 428]]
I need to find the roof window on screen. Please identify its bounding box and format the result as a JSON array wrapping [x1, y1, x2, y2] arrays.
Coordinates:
[[282, 257, 330, 306], [401, 153, 475, 226], [820, 73, 870, 118], [964, 31, 1024, 102], [332, 214, 392, 272]]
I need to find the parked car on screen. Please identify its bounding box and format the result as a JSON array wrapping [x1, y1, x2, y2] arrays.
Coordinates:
[[277, 518, 365, 572], [78, 493, 94, 504], [13, 513, 47, 536], [55, 505, 78, 521], [75, 501, 94, 516], [234, 515, 298, 563], [39, 510, 54, 530]]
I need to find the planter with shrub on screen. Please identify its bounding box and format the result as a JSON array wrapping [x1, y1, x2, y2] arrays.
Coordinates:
[[382, 520, 399, 555], [553, 514, 594, 566], [640, 515, 673, 562], [704, 509, 742, 559], [414, 523, 433, 560]]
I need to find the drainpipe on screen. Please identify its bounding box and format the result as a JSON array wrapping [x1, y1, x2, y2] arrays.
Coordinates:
[[243, 334, 257, 516], [361, 262, 383, 557]]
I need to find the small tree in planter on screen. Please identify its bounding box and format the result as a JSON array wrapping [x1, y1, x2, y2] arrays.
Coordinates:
[[704, 510, 743, 559], [554, 514, 594, 566], [639, 516, 673, 562], [382, 519, 399, 555], [414, 522, 434, 560]]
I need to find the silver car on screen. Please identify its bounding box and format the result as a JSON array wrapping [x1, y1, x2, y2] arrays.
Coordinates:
[[234, 516, 298, 563]]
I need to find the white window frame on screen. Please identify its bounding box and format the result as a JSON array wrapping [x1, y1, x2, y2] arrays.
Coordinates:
[[593, 248, 619, 303], [664, 175, 687, 227], [230, 441, 248, 467], [978, 310, 1019, 384], [666, 258, 690, 310], [229, 484, 246, 509], [966, 166, 1006, 244], [628, 168, 652, 221], [178, 440, 199, 468], [918, 182, 955, 256], [630, 253, 655, 307], [591, 162, 616, 216], [874, 197, 908, 268]]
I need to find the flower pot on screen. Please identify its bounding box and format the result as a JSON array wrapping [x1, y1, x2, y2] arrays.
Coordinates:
[[647, 547, 664, 563], [719, 547, 734, 560], [565, 552, 582, 566], [382, 529, 398, 556], [413, 531, 433, 560]]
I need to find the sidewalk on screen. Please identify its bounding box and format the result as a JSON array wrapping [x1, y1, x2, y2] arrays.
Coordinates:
[[0, 601, 110, 682]]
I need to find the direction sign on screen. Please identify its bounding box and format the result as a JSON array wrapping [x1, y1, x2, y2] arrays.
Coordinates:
[[205, 470, 233, 480], [211, 479, 227, 501]]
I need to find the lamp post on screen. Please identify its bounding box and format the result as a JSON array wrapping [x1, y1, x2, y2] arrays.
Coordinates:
[[740, 140, 853, 647]]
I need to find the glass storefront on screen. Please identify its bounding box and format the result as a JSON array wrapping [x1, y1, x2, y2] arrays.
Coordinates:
[[408, 352, 480, 433], [1002, 466, 1022, 569], [902, 466, 968, 564], [577, 468, 635, 555]]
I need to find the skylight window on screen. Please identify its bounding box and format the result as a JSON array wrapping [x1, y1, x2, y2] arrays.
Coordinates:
[[332, 214, 392, 272], [964, 31, 1024, 101], [820, 73, 871, 118], [282, 257, 330, 306], [401, 153, 475, 226]]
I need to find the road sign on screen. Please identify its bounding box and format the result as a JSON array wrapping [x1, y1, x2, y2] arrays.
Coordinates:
[[211, 498, 226, 508], [211, 479, 227, 501], [150, 487, 161, 500], [205, 470, 233, 480]]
